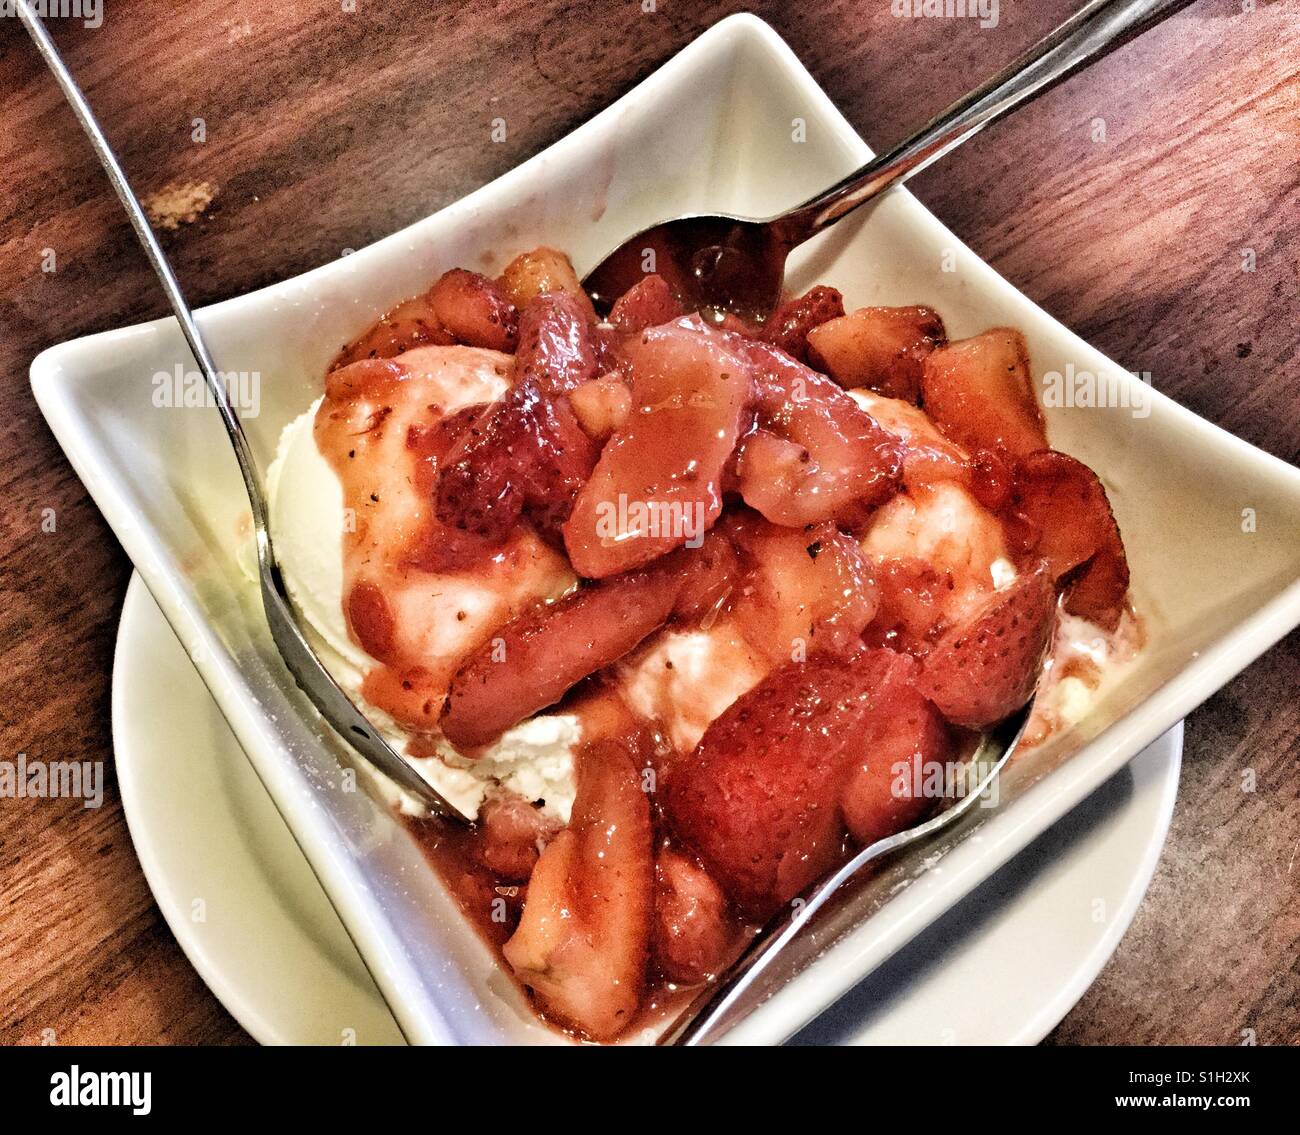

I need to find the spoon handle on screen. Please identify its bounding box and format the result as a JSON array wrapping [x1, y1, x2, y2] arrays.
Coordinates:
[[771, 0, 1194, 247], [16, 1, 265, 520], [659, 703, 1034, 1046], [18, 1, 462, 818]]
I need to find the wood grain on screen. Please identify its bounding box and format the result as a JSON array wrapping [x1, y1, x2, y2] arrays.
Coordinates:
[[0, 0, 1296, 1046]]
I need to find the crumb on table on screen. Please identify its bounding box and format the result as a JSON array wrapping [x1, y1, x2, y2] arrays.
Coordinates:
[[143, 180, 217, 230]]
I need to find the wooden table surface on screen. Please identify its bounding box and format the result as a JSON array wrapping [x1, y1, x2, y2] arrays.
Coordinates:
[[1, 0, 1296, 1046]]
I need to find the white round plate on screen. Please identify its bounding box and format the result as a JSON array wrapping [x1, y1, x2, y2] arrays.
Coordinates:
[[112, 573, 1181, 1046]]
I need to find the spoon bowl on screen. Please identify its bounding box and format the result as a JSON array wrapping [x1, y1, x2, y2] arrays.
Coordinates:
[[585, 213, 788, 323], [585, 0, 1192, 325]]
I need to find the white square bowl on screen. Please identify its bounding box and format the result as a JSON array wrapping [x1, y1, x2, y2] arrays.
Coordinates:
[[32, 14, 1300, 1045]]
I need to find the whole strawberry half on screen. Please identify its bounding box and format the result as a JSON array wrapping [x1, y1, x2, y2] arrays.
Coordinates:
[[840, 659, 954, 847], [608, 274, 687, 333], [666, 649, 922, 919], [1010, 449, 1130, 631], [916, 561, 1057, 729], [434, 380, 598, 544], [760, 285, 845, 364], [920, 328, 1047, 457]]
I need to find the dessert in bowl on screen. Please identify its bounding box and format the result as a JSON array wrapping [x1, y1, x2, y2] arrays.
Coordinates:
[[37, 15, 1300, 1048], [267, 245, 1138, 1041]]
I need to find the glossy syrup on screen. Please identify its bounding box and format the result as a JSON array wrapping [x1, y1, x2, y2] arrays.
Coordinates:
[[401, 809, 745, 1045]]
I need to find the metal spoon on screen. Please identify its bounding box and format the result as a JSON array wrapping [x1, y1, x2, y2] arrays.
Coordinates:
[[585, 0, 1194, 321], [17, 1, 463, 821], [660, 697, 1037, 1046]]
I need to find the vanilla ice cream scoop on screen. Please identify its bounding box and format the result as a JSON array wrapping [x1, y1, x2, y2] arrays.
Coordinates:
[[267, 346, 581, 821], [267, 398, 372, 679]]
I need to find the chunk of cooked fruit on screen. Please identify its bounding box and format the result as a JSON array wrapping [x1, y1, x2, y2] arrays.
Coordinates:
[[497, 246, 598, 322], [476, 795, 562, 881], [514, 292, 598, 395], [427, 268, 519, 352], [839, 653, 953, 846], [1061, 544, 1130, 630], [725, 513, 879, 663], [735, 343, 902, 527], [916, 561, 1056, 728], [652, 847, 735, 985], [864, 556, 956, 654], [568, 375, 632, 440], [442, 563, 682, 748], [1009, 449, 1130, 630], [808, 305, 946, 402], [670, 523, 744, 625], [667, 651, 914, 918], [608, 274, 687, 333], [760, 285, 845, 364], [346, 579, 398, 663], [435, 380, 599, 543], [860, 480, 1012, 632], [517, 399, 603, 541], [920, 328, 1047, 456], [503, 740, 653, 1041], [432, 408, 521, 541], [564, 318, 751, 578], [849, 388, 969, 489], [966, 447, 1015, 511], [331, 293, 455, 369]]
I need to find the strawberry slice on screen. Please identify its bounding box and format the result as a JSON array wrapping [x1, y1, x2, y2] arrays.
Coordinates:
[[725, 512, 879, 663], [429, 394, 522, 541], [513, 292, 599, 394], [428, 268, 520, 353], [916, 561, 1056, 729], [667, 651, 910, 918], [864, 556, 956, 655], [1063, 548, 1130, 630], [434, 295, 601, 543], [808, 304, 946, 402], [515, 395, 603, 541], [920, 328, 1047, 456], [608, 274, 687, 333], [838, 653, 954, 846], [735, 343, 902, 527], [331, 294, 455, 370], [434, 379, 599, 544], [497, 246, 598, 322], [441, 562, 682, 748], [475, 796, 562, 881], [1009, 449, 1130, 630], [504, 739, 653, 1041], [652, 847, 735, 985], [564, 318, 751, 577], [760, 285, 845, 364]]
